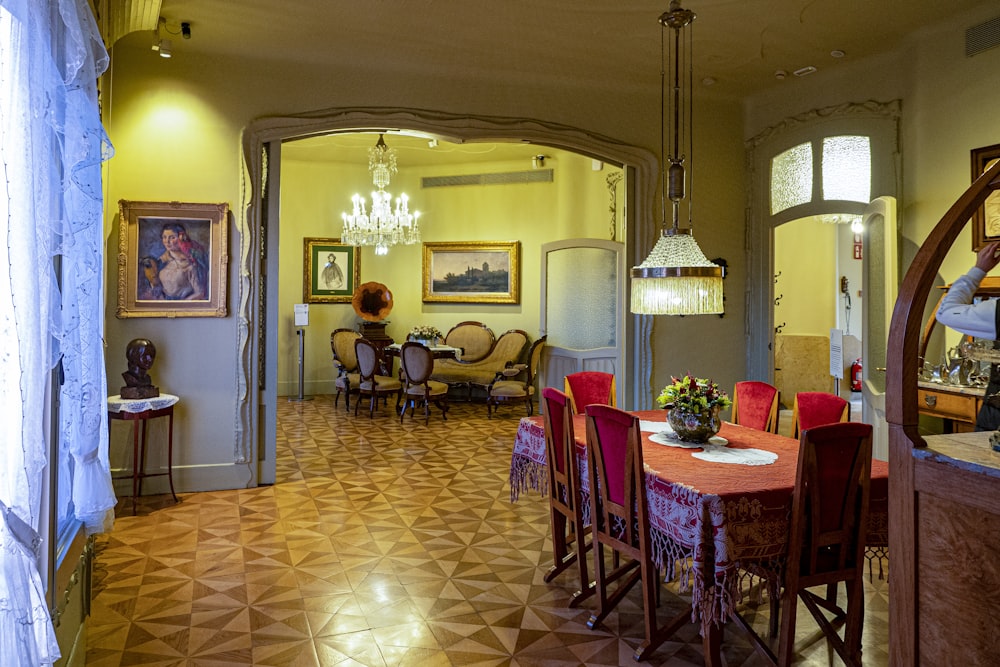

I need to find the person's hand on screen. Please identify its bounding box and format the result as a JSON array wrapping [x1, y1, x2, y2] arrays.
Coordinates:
[[975, 241, 1000, 273]]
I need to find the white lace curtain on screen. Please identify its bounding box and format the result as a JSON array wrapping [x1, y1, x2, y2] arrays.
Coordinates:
[[0, 0, 115, 662]]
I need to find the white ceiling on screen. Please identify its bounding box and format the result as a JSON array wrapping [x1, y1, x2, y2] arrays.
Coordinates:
[[150, 0, 997, 166]]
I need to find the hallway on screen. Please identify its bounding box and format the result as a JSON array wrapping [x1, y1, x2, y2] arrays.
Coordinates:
[[86, 398, 888, 666]]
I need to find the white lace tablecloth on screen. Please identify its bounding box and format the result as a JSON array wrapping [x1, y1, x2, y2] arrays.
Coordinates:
[[107, 393, 179, 414]]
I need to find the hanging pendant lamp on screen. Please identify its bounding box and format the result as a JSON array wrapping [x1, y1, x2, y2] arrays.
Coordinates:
[[630, 1, 723, 315]]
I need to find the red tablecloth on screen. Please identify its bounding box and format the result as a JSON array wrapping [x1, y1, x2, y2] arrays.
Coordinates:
[[509, 411, 889, 630]]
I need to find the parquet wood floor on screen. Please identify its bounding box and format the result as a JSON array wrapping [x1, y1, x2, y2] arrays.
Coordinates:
[[87, 398, 887, 666]]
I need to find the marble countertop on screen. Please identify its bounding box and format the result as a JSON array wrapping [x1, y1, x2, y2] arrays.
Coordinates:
[[917, 381, 986, 396], [920, 430, 1000, 480]]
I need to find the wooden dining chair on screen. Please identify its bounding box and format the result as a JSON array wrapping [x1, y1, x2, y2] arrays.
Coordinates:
[[584, 404, 693, 661], [354, 338, 402, 418], [791, 391, 849, 439], [731, 380, 780, 433], [563, 371, 616, 414], [398, 342, 449, 424], [330, 328, 361, 411], [540, 387, 593, 606], [731, 421, 873, 667]]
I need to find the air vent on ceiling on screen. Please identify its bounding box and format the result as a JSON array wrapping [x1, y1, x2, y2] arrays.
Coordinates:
[[966, 14, 1000, 57], [422, 169, 553, 189]]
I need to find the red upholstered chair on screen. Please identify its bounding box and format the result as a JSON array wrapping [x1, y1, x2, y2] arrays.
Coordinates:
[[731, 381, 780, 433], [564, 371, 616, 414], [791, 391, 849, 439], [540, 388, 593, 606], [584, 404, 693, 661], [731, 422, 873, 667]]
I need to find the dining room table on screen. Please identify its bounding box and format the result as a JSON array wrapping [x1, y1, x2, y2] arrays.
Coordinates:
[[508, 409, 889, 664]]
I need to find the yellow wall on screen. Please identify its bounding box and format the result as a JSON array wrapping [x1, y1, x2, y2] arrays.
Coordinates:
[[278, 152, 615, 395], [774, 220, 837, 336]]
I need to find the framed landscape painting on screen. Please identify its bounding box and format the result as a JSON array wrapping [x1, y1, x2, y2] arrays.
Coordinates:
[[971, 143, 1000, 250], [116, 200, 229, 318], [422, 241, 520, 304], [303, 237, 360, 303]]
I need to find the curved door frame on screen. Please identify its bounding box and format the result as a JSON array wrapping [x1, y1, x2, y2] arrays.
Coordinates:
[[240, 108, 657, 483]]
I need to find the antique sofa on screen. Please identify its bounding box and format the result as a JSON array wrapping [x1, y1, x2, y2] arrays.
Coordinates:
[[431, 328, 530, 400]]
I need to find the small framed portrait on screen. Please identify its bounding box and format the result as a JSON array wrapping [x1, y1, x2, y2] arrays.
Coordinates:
[[422, 241, 520, 304], [303, 238, 360, 303], [971, 143, 1000, 250], [116, 200, 229, 318]]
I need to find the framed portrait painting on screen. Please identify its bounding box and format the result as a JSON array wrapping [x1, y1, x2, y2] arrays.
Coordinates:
[[971, 143, 1000, 250], [116, 200, 229, 318], [303, 238, 360, 303], [422, 241, 520, 304]]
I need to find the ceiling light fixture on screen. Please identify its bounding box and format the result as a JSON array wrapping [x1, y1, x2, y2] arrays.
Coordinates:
[[630, 1, 723, 315], [341, 134, 422, 256]]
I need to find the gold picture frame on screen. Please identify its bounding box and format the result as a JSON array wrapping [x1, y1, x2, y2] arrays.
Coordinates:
[[422, 241, 520, 304], [971, 143, 1000, 250], [303, 238, 360, 303], [116, 200, 229, 318]]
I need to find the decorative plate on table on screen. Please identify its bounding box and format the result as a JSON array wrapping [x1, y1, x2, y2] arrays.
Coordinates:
[[649, 430, 728, 449]]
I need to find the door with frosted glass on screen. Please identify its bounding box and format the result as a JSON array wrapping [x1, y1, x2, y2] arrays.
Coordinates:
[[540, 239, 625, 405], [861, 196, 897, 461]]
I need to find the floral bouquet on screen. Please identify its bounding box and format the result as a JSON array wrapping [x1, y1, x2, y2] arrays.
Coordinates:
[[656, 374, 731, 412], [408, 325, 444, 342]]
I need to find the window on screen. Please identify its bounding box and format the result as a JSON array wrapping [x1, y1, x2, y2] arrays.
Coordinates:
[[769, 135, 872, 215]]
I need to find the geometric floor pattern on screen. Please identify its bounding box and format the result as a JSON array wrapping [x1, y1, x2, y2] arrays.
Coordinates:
[[87, 397, 888, 666]]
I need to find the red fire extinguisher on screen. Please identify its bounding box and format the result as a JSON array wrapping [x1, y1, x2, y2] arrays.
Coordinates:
[[850, 358, 863, 392]]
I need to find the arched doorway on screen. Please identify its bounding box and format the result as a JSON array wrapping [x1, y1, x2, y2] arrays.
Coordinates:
[[238, 108, 658, 483]]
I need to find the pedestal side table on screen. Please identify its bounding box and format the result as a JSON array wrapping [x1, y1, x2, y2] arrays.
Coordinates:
[[107, 393, 180, 514]]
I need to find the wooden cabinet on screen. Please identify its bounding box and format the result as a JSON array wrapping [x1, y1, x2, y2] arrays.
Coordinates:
[[917, 382, 984, 432]]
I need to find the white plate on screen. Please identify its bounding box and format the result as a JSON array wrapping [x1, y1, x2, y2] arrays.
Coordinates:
[[648, 431, 728, 448]]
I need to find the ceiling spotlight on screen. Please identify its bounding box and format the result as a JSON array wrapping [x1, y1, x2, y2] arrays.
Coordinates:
[[774, 70, 787, 80], [830, 49, 846, 58], [158, 38, 172, 58], [532, 155, 547, 169], [181, 22, 191, 39]]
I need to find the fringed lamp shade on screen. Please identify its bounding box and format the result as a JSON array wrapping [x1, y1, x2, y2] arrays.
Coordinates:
[[631, 230, 723, 315]]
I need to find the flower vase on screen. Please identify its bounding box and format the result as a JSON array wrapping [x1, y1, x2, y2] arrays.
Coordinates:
[[667, 405, 722, 443]]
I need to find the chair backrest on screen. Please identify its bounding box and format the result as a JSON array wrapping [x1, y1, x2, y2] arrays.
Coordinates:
[[585, 404, 649, 551], [400, 341, 434, 384], [525, 336, 547, 385], [731, 380, 779, 433], [491, 329, 530, 365], [542, 387, 580, 506], [331, 328, 361, 371], [792, 391, 849, 438], [354, 338, 379, 380], [790, 422, 873, 580], [564, 371, 616, 414], [444, 321, 495, 362]]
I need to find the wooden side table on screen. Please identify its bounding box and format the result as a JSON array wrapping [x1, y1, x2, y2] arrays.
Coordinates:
[[107, 393, 180, 514]]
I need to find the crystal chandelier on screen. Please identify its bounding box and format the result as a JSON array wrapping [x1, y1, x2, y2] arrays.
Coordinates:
[[341, 134, 421, 256], [630, 1, 724, 315]]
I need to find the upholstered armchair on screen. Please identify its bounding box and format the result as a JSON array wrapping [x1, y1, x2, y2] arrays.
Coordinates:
[[486, 336, 546, 418], [330, 328, 361, 411]]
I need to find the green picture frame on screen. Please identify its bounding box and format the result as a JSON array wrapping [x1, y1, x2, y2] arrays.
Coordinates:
[[303, 237, 360, 303]]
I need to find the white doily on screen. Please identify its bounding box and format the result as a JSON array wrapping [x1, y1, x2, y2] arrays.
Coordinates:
[[691, 444, 778, 466]]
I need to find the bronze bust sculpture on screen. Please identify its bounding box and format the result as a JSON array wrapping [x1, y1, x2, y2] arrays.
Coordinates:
[[121, 338, 160, 399]]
